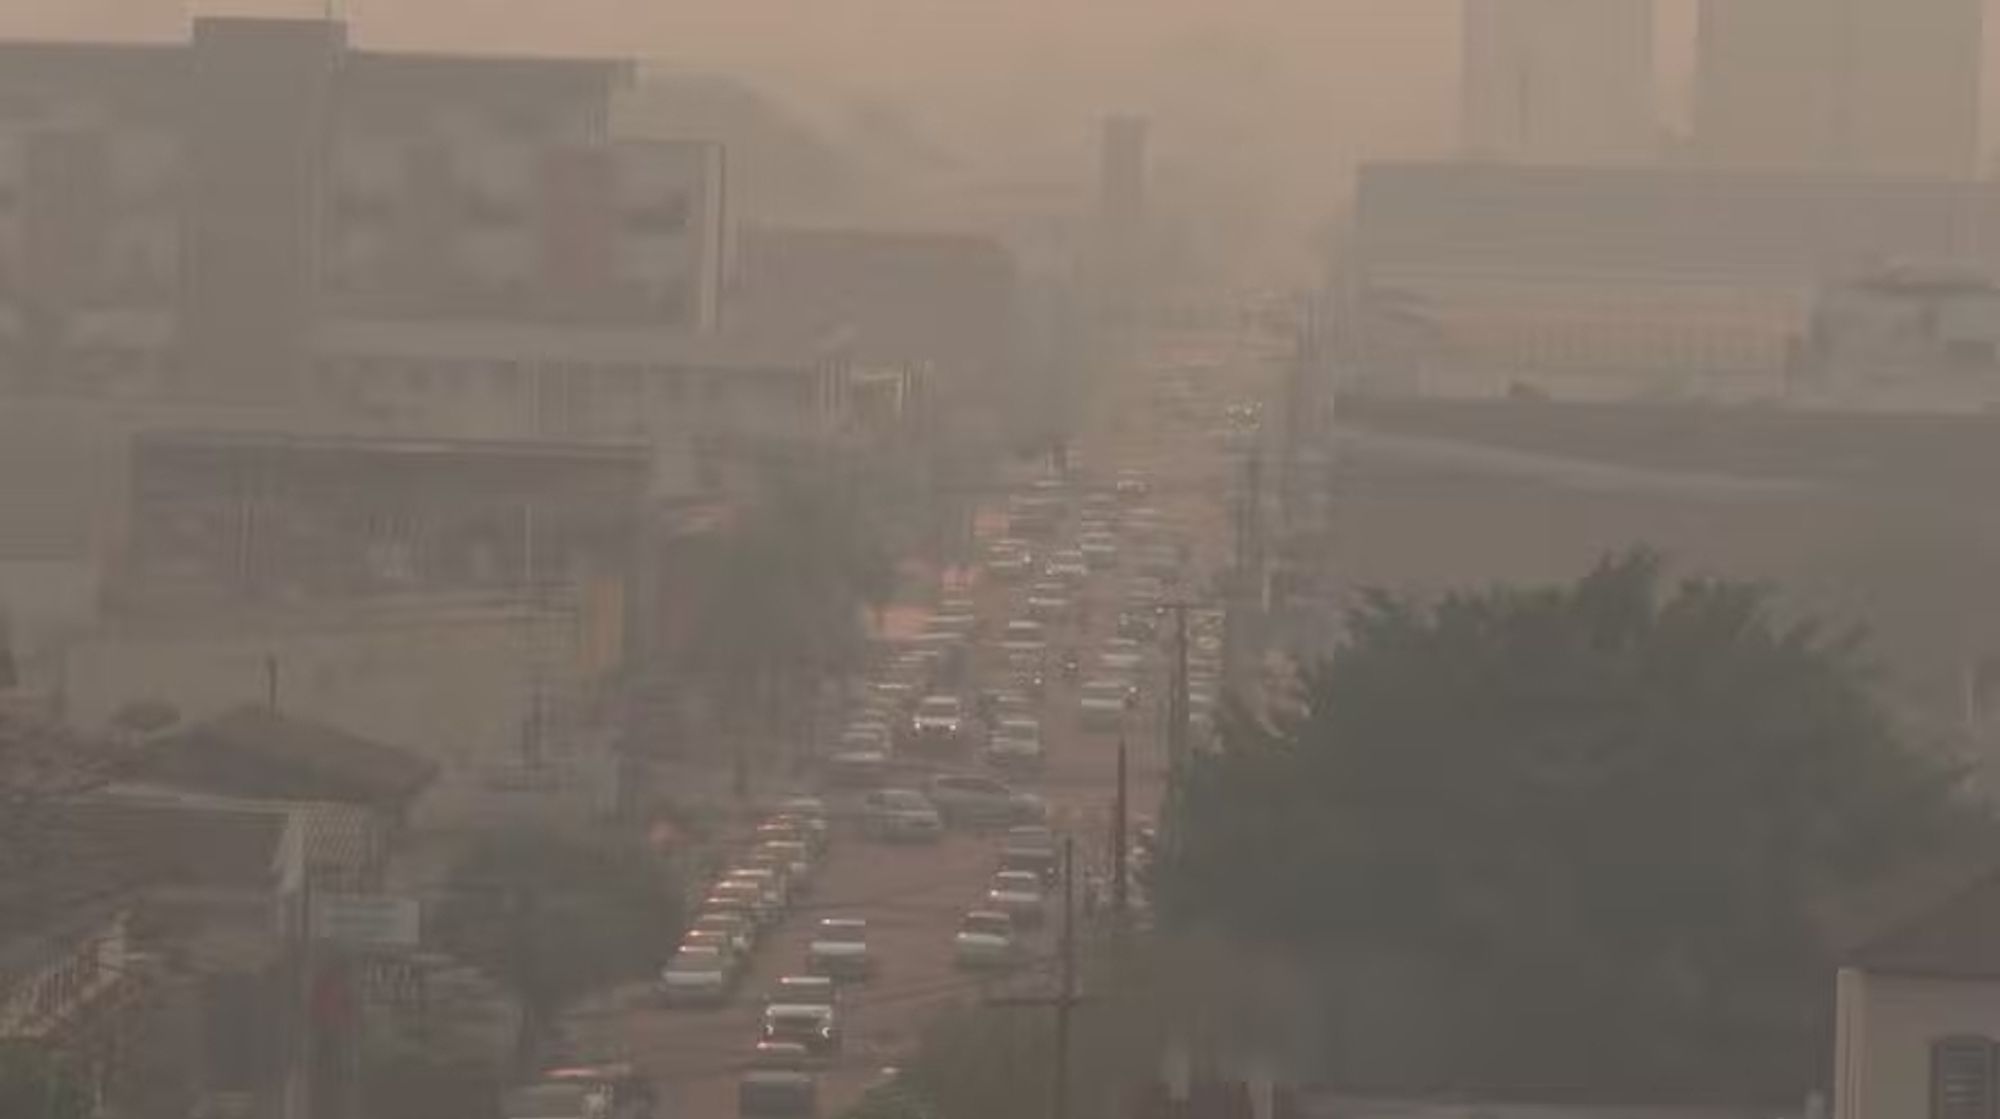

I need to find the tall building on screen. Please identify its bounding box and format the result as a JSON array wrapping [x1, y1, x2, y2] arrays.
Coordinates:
[[1460, 0, 1656, 165], [0, 16, 730, 407], [1695, 0, 1982, 178]]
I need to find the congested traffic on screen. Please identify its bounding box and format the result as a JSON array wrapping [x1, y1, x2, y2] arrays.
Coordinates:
[[536, 374, 1235, 1119]]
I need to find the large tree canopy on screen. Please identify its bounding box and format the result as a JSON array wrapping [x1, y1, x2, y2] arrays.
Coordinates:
[[433, 828, 683, 1071], [1157, 552, 1971, 1102]]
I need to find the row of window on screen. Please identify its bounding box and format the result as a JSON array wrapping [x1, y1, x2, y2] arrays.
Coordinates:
[[314, 357, 822, 408]]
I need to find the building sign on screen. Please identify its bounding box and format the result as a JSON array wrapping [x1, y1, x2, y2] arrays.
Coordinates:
[[311, 893, 420, 949]]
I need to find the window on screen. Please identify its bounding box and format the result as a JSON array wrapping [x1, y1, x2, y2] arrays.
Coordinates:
[[1933, 1036, 1998, 1119]]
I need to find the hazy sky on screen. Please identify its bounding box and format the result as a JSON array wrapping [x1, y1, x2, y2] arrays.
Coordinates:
[[8, 1, 1998, 277]]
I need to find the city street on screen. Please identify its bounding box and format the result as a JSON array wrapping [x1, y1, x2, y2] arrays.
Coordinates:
[[580, 352, 1255, 1119]]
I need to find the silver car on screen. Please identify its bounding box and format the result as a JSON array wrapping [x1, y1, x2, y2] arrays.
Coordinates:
[[926, 774, 1046, 829], [953, 909, 1022, 970], [862, 788, 945, 843]]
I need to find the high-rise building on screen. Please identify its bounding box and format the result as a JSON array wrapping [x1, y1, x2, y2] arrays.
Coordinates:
[[1695, 0, 1982, 178], [1461, 0, 1656, 165]]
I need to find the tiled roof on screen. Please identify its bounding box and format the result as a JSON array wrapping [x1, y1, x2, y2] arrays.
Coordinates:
[[137, 705, 437, 808]]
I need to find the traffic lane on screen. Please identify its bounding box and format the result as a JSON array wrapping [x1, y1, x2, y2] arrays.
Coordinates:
[[626, 830, 1028, 1119]]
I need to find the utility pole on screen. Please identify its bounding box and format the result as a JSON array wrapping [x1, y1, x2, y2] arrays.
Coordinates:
[[988, 838, 1081, 1119], [1111, 737, 1129, 920], [1053, 837, 1076, 1119], [1163, 602, 1193, 787]]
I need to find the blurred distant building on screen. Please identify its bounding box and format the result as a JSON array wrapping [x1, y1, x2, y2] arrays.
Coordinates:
[[0, 15, 727, 407], [1094, 114, 1151, 321], [1802, 264, 2000, 409], [734, 225, 1016, 396], [1460, 0, 1656, 166], [1346, 161, 2000, 402], [1695, 0, 1982, 178]]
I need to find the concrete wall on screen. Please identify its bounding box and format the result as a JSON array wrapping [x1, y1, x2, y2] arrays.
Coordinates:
[[1835, 967, 2000, 1119], [65, 599, 584, 769]]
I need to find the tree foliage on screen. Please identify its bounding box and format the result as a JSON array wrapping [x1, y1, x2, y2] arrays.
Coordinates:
[[0, 1043, 90, 1119], [432, 829, 682, 1071], [1157, 551, 1970, 1101]]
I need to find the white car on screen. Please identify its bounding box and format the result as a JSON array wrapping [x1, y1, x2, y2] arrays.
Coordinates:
[[926, 774, 1047, 829], [924, 612, 979, 640], [807, 917, 873, 981], [739, 1042, 817, 1119], [505, 1083, 607, 1119], [985, 870, 1048, 927], [984, 717, 1045, 769], [953, 909, 1023, 970], [862, 788, 945, 843], [999, 619, 1048, 656], [1025, 582, 1072, 621], [1078, 679, 1133, 732], [909, 694, 967, 748], [1098, 638, 1147, 674], [1046, 552, 1090, 582], [1078, 534, 1119, 570], [661, 945, 734, 1007]]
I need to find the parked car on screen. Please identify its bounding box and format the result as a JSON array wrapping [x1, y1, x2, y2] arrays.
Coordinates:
[[925, 774, 1046, 829], [1000, 826, 1061, 884], [984, 717, 1045, 770], [708, 880, 781, 927], [679, 929, 744, 974], [660, 945, 735, 1008], [985, 870, 1048, 927], [738, 1042, 817, 1119], [691, 910, 756, 956], [806, 917, 873, 981], [726, 867, 792, 912], [861, 788, 945, 843], [774, 797, 832, 843], [756, 841, 817, 892], [953, 909, 1023, 970]]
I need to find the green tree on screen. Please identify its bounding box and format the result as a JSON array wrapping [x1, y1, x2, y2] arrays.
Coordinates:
[[1157, 551, 1971, 1102], [691, 465, 896, 792], [432, 829, 683, 1073], [0, 1043, 89, 1119]]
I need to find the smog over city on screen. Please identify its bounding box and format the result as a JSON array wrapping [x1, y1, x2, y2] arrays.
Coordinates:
[[7, 4, 2000, 1119]]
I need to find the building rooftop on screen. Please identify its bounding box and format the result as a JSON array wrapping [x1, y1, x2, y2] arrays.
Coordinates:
[[1827, 839, 2000, 980], [131, 704, 438, 812]]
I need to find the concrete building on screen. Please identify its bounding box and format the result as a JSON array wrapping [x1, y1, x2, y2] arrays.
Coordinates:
[[1695, 0, 1982, 178], [1804, 264, 2000, 410], [1346, 161, 2000, 401], [1461, 0, 1655, 166], [1832, 855, 2000, 1119], [0, 16, 727, 407]]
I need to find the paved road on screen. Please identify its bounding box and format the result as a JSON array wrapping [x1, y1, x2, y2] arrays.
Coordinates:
[[581, 356, 1246, 1119]]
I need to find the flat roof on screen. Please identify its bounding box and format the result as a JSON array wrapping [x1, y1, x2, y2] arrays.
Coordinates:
[[131, 427, 653, 464]]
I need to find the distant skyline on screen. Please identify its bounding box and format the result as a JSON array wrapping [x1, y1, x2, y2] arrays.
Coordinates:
[[7, 1, 2000, 278]]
